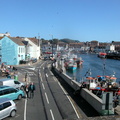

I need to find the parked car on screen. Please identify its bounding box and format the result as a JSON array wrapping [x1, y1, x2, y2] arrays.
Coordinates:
[[0, 78, 25, 89], [0, 98, 17, 119], [0, 86, 25, 100]]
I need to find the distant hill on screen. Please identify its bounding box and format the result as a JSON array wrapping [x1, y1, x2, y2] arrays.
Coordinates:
[[60, 38, 80, 43], [41, 38, 80, 44]]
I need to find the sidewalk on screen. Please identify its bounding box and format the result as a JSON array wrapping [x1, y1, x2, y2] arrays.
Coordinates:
[[16, 59, 42, 84], [0, 59, 42, 85]]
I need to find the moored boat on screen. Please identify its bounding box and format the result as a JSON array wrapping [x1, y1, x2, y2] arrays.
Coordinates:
[[98, 52, 107, 58], [64, 59, 77, 71]]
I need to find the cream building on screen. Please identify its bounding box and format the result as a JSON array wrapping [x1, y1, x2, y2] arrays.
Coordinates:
[[23, 37, 41, 60]]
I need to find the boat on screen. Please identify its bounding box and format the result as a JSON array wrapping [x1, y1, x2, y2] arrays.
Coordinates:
[[64, 59, 77, 71], [82, 74, 120, 98], [98, 52, 107, 58], [75, 57, 84, 67], [80, 68, 120, 98]]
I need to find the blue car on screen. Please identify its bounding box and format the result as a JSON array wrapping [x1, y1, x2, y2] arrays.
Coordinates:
[[0, 86, 25, 100]]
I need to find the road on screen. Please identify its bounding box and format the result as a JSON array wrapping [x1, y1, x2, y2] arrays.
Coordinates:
[[4, 60, 81, 120]]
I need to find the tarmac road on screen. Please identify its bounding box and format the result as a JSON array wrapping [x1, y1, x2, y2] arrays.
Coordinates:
[[3, 59, 120, 120], [4, 60, 81, 120]]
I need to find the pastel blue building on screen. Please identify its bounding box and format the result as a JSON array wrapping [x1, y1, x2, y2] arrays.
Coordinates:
[[0, 36, 26, 65]]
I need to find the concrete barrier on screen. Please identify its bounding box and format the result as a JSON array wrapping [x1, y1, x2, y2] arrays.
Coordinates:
[[54, 67, 81, 91], [53, 67, 114, 115]]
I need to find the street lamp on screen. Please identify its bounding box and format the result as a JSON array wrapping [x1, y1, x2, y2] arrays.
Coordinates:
[[49, 34, 53, 57], [52, 35, 53, 57]]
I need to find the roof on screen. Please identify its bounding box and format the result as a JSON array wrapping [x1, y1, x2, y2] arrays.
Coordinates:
[[8, 37, 25, 46], [0, 86, 11, 90], [28, 37, 39, 46], [0, 98, 11, 104], [0, 37, 3, 40], [0, 78, 14, 82]]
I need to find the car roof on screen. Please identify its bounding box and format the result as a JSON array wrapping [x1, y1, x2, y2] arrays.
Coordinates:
[[0, 98, 12, 104], [0, 86, 12, 90], [0, 78, 14, 81]]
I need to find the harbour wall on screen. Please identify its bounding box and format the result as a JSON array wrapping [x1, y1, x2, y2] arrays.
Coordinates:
[[53, 66, 114, 115]]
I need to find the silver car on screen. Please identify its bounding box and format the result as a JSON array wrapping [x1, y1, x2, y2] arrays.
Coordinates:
[[0, 98, 17, 119]]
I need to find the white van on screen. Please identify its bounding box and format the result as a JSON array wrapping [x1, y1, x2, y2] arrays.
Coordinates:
[[0, 78, 24, 89]]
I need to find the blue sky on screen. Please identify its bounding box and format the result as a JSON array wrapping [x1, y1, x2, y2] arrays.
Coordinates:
[[1, 0, 120, 42]]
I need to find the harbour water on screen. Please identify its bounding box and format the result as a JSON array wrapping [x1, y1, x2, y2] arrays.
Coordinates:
[[66, 53, 120, 83]]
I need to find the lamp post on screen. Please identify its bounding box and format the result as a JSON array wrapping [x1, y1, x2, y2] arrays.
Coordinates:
[[51, 35, 53, 57], [49, 34, 53, 57]]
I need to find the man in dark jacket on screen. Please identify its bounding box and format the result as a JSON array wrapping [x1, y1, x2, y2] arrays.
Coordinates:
[[29, 82, 35, 99]]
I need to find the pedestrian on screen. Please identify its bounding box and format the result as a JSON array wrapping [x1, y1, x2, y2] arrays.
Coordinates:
[[25, 73, 27, 82], [24, 84, 30, 98], [29, 82, 35, 99]]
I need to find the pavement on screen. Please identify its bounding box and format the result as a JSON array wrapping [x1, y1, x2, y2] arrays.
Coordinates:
[[16, 59, 42, 84]]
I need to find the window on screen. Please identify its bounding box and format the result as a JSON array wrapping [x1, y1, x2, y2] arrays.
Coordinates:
[[19, 47, 20, 53], [14, 81, 20, 84], [9, 88, 17, 93], [0, 104, 3, 111], [0, 91, 3, 96], [21, 48, 22, 53], [3, 89, 9, 95], [3, 102, 11, 109]]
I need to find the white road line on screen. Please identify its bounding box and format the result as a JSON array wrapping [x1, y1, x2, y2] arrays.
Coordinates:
[[40, 62, 45, 67], [53, 77, 57, 82], [39, 72, 43, 82], [50, 71, 54, 75], [58, 82, 80, 119], [46, 73, 48, 77], [50, 109, 55, 120], [24, 98, 27, 120], [43, 67, 44, 70], [42, 83, 45, 90], [45, 92, 49, 104]]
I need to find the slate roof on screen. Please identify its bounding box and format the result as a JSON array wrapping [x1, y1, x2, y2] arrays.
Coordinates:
[[8, 37, 25, 46], [0, 37, 3, 40], [28, 37, 39, 46], [8, 37, 31, 46]]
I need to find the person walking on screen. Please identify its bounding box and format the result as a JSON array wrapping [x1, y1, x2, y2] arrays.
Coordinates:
[[24, 84, 30, 98], [29, 82, 35, 99]]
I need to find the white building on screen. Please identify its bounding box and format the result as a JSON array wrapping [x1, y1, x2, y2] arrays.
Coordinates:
[[0, 32, 10, 37], [106, 44, 115, 52], [23, 37, 41, 59]]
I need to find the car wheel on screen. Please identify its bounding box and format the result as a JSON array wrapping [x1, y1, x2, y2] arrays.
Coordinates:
[[18, 94, 22, 100], [10, 110, 16, 117]]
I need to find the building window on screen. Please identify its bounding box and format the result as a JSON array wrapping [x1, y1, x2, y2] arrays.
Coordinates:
[[19, 47, 20, 53], [21, 48, 22, 53]]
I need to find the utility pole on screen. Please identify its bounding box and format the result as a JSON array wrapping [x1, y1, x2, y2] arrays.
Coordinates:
[[38, 33, 42, 58], [52, 35, 53, 57]]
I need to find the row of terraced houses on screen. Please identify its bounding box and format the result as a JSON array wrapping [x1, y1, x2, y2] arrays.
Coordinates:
[[0, 33, 41, 65], [0, 32, 120, 65]]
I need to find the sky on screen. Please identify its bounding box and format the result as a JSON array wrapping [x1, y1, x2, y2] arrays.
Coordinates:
[[0, 0, 120, 42]]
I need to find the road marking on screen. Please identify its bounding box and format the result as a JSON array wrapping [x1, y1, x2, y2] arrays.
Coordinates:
[[43, 67, 44, 70], [50, 109, 55, 120], [42, 83, 45, 90], [45, 92, 49, 104], [24, 98, 27, 120], [50, 71, 54, 75], [46, 73, 48, 77], [58, 82, 80, 119], [28, 67, 35, 70], [53, 77, 57, 82], [39, 72, 43, 82]]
